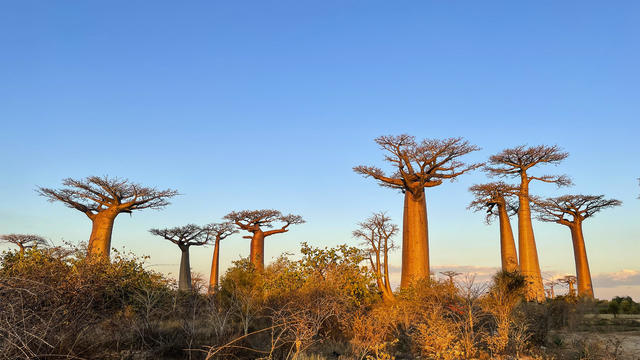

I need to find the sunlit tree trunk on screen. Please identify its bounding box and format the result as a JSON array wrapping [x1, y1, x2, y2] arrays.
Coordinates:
[[497, 204, 519, 272], [18, 244, 25, 256], [569, 220, 594, 298], [209, 238, 221, 294], [401, 189, 430, 288], [87, 210, 118, 259], [383, 245, 394, 297], [518, 174, 545, 301], [250, 230, 265, 272], [178, 245, 192, 291]]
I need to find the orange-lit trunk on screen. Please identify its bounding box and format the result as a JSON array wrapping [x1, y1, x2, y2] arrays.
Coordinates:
[[400, 189, 430, 289], [250, 230, 265, 272], [518, 175, 545, 302], [87, 210, 118, 259], [208, 238, 221, 294], [569, 221, 594, 298], [178, 245, 192, 291], [383, 245, 394, 299], [497, 203, 518, 272]]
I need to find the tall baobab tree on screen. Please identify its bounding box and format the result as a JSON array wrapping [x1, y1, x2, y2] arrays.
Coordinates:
[[38, 176, 177, 259], [353, 212, 398, 302], [207, 222, 237, 294], [0, 234, 48, 256], [149, 224, 211, 291], [468, 182, 519, 272], [354, 135, 482, 288], [486, 145, 571, 301], [224, 210, 304, 271], [533, 195, 621, 298]]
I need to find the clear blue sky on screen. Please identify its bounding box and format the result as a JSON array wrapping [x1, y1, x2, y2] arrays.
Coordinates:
[[1, 1, 638, 299]]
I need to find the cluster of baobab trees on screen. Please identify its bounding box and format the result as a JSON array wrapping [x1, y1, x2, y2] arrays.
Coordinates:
[[32, 176, 304, 291], [355, 135, 622, 301], [1, 135, 628, 302]]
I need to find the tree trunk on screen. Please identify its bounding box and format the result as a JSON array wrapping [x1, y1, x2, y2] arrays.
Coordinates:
[[250, 230, 265, 272], [178, 245, 192, 291], [497, 203, 519, 272], [209, 238, 221, 294], [383, 245, 394, 299], [87, 210, 118, 259], [400, 189, 430, 289], [517, 175, 545, 302], [18, 244, 25, 256], [569, 222, 594, 298]]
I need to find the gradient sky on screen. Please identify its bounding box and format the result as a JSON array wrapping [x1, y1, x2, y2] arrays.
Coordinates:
[[1, 1, 638, 300]]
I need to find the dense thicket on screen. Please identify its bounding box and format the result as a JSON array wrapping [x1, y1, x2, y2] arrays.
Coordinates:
[[2, 244, 625, 360]]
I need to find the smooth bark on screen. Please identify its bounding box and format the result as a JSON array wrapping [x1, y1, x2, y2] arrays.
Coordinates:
[[401, 189, 430, 288], [518, 174, 545, 302], [250, 230, 265, 272], [209, 238, 221, 293], [569, 221, 594, 298], [497, 204, 518, 272], [178, 245, 192, 291], [87, 211, 118, 258]]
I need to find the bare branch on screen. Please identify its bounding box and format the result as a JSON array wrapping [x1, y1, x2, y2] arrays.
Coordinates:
[[355, 135, 482, 194], [149, 224, 211, 247], [38, 176, 178, 218], [532, 194, 622, 225]]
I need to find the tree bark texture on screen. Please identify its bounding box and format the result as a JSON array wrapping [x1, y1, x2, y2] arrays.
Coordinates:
[[179, 246, 192, 291], [517, 176, 545, 302], [569, 222, 594, 298], [497, 204, 519, 272], [209, 238, 221, 293], [400, 189, 430, 289], [88, 211, 118, 259], [250, 230, 265, 272]]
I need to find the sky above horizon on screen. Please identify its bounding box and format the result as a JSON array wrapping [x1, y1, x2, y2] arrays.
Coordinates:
[[1, 1, 638, 300]]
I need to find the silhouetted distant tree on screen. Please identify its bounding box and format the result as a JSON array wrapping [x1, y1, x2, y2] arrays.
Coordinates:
[[486, 145, 571, 301], [0, 234, 48, 256], [355, 135, 482, 288], [468, 182, 519, 272], [38, 176, 177, 258], [353, 212, 397, 302], [149, 224, 211, 291], [207, 222, 237, 294], [533, 195, 621, 298], [224, 210, 304, 271]]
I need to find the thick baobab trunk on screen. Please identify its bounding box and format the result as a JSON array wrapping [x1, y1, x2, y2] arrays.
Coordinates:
[[250, 230, 265, 272], [497, 204, 519, 272], [209, 238, 221, 294], [400, 189, 430, 289], [517, 176, 545, 302], [178, 245, 192, 291], [569, 221, 594, 298], [87, 210, 118, 259]]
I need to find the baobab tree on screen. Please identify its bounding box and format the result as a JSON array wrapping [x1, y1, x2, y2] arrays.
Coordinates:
[[468, 182, 519, 272], [533, 195, 622, 298], [486, 145, 571, 301], [560, 275, 577, 297], [353, 212, 397, 302], [0, 234, 48, 256], [38, 176, 177, 259], [224, 209, 304, 271], [149, 224, 211, 291], [354, 135, 482, 288], [207, 222, 237, 294]]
